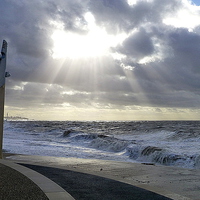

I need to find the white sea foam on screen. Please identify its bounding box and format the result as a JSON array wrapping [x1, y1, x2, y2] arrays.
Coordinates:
[[3, 120, 200, 169]]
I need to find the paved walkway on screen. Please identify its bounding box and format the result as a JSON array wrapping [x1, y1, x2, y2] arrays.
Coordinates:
[[21, 163, 173, 200], [2, 154, 196, 200]]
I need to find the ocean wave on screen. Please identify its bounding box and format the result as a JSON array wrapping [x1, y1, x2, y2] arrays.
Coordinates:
[[63, 130, 130, 152], [127, 145, 197, 168], [61, 130, 200, 168], [4, 121, 200, 169], [63, 130, 99, 140], [90, 137, 131, 152], [168, 130, 200, 141]]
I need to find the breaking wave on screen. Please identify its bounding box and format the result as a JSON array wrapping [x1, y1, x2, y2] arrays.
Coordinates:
[[61, 129, 200, 169], [4, 120, 200, 169]]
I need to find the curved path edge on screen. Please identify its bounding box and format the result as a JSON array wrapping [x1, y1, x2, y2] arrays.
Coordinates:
[[0, 159, 75, 200], [4, 155, 195, 200]]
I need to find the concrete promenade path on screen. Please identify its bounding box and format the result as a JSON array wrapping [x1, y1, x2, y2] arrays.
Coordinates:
[[21, 163, 173, 200], [3, 154, 198, 200]]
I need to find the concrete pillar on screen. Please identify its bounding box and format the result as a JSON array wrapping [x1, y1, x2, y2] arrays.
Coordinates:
[[0, 40, 8, 159], [0, 85, 5, 158]]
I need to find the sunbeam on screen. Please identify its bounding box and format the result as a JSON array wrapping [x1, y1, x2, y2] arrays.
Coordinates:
[[51, 12, 126, 59]]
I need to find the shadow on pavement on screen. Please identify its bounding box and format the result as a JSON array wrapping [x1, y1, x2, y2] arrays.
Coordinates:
[[20, 163, 172, 200]]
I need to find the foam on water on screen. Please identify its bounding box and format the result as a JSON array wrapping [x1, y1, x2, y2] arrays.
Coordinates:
[[3, 120, 200, 169]]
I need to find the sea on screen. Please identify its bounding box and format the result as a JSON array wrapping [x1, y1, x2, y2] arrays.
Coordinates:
[[3, 120, 200, 169]]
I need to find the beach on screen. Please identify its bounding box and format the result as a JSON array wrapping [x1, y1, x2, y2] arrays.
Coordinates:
[[3, 153, 199, 200]]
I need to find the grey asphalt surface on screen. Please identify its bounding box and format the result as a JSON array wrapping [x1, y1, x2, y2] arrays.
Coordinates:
[[21, 163, 173, 200]]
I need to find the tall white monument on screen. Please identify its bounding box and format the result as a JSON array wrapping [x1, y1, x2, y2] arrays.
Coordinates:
[[0, 40, 9, 158]]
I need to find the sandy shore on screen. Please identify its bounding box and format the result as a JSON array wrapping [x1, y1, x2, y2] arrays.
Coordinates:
[[4, 153, 199, 200]]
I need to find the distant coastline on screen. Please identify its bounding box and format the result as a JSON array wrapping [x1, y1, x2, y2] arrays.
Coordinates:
[[4, 113, 29, 121]]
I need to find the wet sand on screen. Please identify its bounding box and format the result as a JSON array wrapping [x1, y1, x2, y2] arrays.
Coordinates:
[[4, 154, 199, 200]]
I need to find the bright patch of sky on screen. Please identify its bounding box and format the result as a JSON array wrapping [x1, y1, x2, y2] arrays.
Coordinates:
[[192, 0, 200, 5], [51, 12, 127, 59], [163, 1, 200, 30]]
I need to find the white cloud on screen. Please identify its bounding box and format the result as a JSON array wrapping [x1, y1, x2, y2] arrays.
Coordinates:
[[163, 1, 200, 30]]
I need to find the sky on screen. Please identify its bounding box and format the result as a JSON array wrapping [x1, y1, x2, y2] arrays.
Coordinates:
[[1, 0, 200, 121], [193, 0, 200, 5]]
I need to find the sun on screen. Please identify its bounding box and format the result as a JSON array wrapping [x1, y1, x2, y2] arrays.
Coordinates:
[[51, 29, 109, 59], [51, 12, 126, 59]]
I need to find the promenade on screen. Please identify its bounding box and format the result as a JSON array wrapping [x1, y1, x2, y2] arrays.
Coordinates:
[[0, 154, 197, 200]]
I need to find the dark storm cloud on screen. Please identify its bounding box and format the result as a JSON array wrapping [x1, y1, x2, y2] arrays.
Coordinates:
[[116, 28, 155, 59], [89, 0, 181, 33], [0, 1, 51, 58], [1, 0, 200, 111], [168, 28, 200, 73]]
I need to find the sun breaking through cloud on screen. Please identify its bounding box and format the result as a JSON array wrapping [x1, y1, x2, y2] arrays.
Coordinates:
[[51, 12, 127, 59]]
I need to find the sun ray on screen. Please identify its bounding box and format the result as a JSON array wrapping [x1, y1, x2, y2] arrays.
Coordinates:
[[50, 12, 127, 59], [119, 60, 180, 119]]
